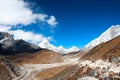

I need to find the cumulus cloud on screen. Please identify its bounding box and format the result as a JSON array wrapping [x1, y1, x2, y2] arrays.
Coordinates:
[[0, 26, 12, 32], [0, 0, 57, 47], [0, 25, 52, 45], [47, 16, 58, 26], [10, 29, 52, 44], [0, 0, 57, 26]]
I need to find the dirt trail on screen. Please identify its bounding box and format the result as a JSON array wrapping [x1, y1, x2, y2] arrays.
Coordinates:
[[19, 57, 79, 80]]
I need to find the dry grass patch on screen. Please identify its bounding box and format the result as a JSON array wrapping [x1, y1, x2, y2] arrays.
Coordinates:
[[36, 65, 69, 79]]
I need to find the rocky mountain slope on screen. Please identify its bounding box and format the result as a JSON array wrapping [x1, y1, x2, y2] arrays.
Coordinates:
[[82, 35, 120, 62], [0, 32, 40, 55]]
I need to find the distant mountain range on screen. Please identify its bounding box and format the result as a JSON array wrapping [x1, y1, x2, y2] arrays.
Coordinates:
[[39, 39, 80, 54], [39, 25, 120, 53], [0, 32, 80, 54], [1, 25, 120, 55]]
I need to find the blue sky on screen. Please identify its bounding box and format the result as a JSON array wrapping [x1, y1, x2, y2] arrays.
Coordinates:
[[0, 0, 120, 48], [27, 0, 120, 48]]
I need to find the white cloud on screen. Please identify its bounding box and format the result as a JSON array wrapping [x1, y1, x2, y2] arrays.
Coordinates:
[[0, 0, 59, 51], [0, 0, 57, 26], [0, 25, 52, 45], [10, 29, 52, 44], [0, 25, 12, 32], [36, 14, 48, 22], [47, 16, 58, 26]]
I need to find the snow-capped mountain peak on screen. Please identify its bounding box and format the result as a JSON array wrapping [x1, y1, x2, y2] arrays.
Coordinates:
[[39, 39, 58, 52], [39, 39, 80, 54], [85, 25, 120, 50], [58, 46, 64, 50], [39, 38, 50, 48], [69, 46, 79, 51]]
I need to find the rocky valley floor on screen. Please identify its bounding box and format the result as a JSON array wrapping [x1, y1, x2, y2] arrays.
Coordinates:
[[7, 57, 120, 80]]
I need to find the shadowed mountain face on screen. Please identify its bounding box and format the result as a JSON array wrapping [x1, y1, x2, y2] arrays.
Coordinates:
[[0, 32, 12, 40], [4, 39, 41, 53], [82, 35, 120, 62], [0, 32, 41, 55]]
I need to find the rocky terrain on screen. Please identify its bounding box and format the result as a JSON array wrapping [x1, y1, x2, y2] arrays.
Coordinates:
[[0, 55, 24, 80], [82, 35, 120, 61], [0, 32, 40, 55]]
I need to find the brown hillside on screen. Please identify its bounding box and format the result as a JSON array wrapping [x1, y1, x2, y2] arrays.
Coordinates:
[[36, 65, 70, 80], [7, 50, 64, 65], [71, 50, 87, 58], [82, 35, 120, 61]]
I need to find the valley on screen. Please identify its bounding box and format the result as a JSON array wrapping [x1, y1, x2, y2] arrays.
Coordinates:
[[0, 26, 120, 80]]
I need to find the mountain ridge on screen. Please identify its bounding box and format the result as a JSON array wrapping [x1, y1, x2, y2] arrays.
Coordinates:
[[0, 32, 41, 55], [85, 25, 120, 50], [82, 35, 120, 61], [0, 32, 80, 54], [39, 38, 80, 54]]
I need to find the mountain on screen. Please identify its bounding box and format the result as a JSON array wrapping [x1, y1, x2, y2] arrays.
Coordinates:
[[48, 35, 120, 80], [57, 46, 80, 54], [39, 39, 80, 54], [0, 32, 64, 80], [0, 32, 79, 54], [0, 32, 14, 48], [85, 25, 120, 50], [82, 35, 120, 61], [1, 26, 120, 80], [39, 39, 58, 52], [0, 32, 40, 55]]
